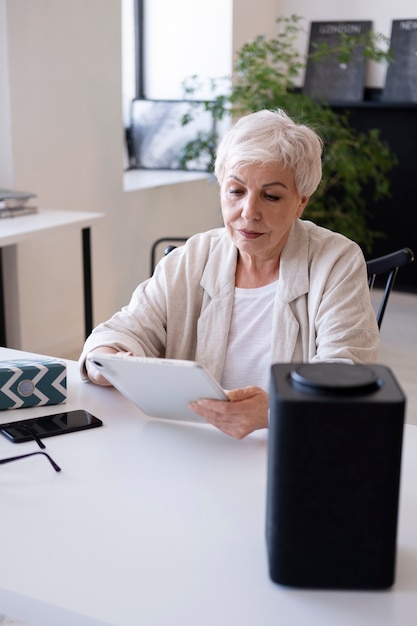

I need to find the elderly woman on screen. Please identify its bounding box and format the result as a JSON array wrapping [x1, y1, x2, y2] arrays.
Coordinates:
[[79, 109, 379, 439]]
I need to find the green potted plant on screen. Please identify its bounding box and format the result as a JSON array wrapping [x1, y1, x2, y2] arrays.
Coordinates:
[[179, 15, 397, 253]]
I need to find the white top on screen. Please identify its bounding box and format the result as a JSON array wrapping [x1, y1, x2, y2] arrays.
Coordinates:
[[221, 281, 277, 391]]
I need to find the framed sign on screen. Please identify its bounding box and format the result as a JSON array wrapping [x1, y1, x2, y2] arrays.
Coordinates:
[[383, 19, 417, 102], [303, 21, 372, 102]]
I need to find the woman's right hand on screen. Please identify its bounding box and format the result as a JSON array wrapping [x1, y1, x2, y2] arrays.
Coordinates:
[[85, 346, 120, 386]]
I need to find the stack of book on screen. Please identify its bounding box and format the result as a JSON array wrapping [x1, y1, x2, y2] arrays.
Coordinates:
[[0, 188, 38, 219]]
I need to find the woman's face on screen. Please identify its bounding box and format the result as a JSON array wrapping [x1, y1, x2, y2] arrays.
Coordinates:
[[221, 162, 308, 262]]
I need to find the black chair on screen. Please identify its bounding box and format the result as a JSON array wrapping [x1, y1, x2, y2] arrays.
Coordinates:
[[150, 237, 189, 275], [150, 239, 414, 330], [366, 247, 414, 329]]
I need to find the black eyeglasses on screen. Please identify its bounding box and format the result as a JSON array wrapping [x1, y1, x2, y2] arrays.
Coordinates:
[[0, 451, 61, 472], [0, 424, 61, 473]]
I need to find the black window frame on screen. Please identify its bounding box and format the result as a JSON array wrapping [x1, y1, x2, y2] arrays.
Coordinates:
[[134, 0, 145, 99]]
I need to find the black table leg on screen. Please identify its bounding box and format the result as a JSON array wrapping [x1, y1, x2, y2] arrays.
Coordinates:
[[82, 227, 93, 339], [1, 227, 94, 347]]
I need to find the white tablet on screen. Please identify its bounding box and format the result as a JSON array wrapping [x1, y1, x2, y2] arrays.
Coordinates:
[[87, 353, 228, 422]]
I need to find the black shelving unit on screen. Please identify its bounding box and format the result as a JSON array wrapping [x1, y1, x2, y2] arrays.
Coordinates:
[[330, 97, 417, 293]]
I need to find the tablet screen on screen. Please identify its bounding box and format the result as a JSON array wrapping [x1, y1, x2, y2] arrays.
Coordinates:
[[88, 354, 228, 422]]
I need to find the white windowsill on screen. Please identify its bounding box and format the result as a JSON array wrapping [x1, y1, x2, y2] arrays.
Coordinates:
[[124, 168, 212, 192]]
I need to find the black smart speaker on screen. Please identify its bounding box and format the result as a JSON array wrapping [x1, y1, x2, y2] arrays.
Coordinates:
[[266, 362, 405, 590]]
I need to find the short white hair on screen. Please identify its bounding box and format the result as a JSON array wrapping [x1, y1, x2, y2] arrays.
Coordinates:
[[214, 109, 323, 197]]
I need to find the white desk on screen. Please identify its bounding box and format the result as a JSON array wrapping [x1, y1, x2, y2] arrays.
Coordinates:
[[0, 347, 416, 626], [0, 210, 103, 346]]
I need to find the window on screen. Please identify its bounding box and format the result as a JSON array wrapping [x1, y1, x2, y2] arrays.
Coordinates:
[[122, 0, 232, 172], [142, 0, 232, 100]]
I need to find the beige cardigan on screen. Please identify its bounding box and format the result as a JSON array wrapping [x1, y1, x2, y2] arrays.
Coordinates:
[[79, 220, 379, 382]]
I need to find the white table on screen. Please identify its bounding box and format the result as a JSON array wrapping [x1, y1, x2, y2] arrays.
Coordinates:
[[0, 347, 416, 626], [0, 210, 103, 346]]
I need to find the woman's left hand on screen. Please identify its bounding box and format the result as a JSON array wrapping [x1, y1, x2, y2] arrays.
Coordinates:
[[189, 386, 269, 439]]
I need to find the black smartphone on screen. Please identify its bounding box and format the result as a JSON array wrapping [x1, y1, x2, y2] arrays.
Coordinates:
[[0, 410, 103, 443]]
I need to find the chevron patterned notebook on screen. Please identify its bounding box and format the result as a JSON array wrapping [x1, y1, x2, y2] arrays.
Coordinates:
[[0, 359, 67, 410]]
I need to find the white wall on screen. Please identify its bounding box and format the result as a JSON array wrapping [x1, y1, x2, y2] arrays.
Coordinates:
[[233, 0, 278, 52], [1, 0, 415, 359], [0, 0, 12, 184]]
